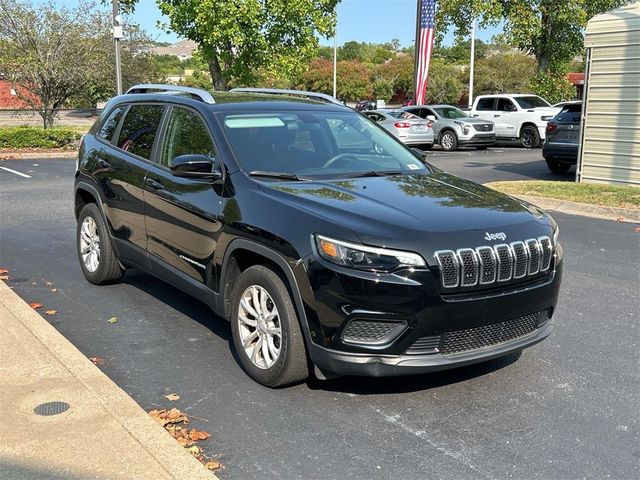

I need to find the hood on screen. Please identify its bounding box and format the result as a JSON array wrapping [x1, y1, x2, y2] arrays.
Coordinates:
[[528, 106, 561, 116], [259, 173, 552, 254], [460, 117, 494, 125]]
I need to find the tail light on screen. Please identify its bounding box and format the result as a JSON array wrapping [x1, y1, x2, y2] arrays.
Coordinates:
[[546, 122, 557, 133], [394, 122, 411, 129]]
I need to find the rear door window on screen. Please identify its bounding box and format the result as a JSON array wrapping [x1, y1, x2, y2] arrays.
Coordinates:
[[117, 104, 166, 160], [497, 98, 516, 112], [476, 98, 496, 111]]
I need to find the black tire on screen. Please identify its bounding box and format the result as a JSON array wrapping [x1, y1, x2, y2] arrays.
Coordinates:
[[230, 265, 308, 388], [475, 146, 489, 150], [440, 130, 458, 151], [520, 125, 540, 148], [76, 203, 123, 285], [546, 159, 572, 174]]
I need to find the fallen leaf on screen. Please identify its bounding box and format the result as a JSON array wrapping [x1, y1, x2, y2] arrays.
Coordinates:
[[164, 393, 180, 401], [0, 268, 8, 280], [89, 356, 104, 365], [634, 226, 640, 233], [148, 408, 188, 427], [45, 281, 53, 286], [45, 309, 57, 315], [29, 302, 43, 309], [106, 316, 117, 324], [187, 445, 202, 456], [51, 288, 58, 292], [204, 460, 223, 471], [189, 429, 210, 441], [616, 216, 625, 222]]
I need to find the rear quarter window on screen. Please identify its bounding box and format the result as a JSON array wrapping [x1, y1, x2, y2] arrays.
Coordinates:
[[97, 106, 126, 143], [117, 104, 165, 160]]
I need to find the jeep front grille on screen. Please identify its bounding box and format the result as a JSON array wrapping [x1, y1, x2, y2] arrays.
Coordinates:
[[406, 310, 551, 355], [434, 237, 553, 289]]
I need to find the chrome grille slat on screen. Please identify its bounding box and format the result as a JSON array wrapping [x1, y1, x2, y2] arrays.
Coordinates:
[[434, 236, 555, 289], [457, 248, 479, 287]]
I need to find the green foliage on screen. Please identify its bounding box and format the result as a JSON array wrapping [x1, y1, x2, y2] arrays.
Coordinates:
[[121, 0, 339, 90], [434, 39, 489, 63], [530, 71, 576, 104], [178, 70, 213, 90], [0, 127, 81, 149], [372, 78, 394, 103], [425, 59, 465, 104], [298, 59, 372, 102], [468, 52, 537, 95], [436, 0, 630, 75]]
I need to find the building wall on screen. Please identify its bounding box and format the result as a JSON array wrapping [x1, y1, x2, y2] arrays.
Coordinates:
[[579, 3, 640, 187]]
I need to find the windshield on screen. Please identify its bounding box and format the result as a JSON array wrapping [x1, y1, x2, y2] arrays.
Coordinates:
[[514, 96, 551, 109], [221, 110, 430, 179], [433, 107, 468, 119]]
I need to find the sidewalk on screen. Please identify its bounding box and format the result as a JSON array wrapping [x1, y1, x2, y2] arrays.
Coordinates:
[[0, 281, 216, 480]]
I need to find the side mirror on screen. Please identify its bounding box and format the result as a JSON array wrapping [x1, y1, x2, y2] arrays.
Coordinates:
[[170, 154, 221, 180], [426, 115, 437, 121]]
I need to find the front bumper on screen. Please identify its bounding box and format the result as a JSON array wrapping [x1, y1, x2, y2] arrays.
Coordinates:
[[309, 321, 553, 377], [458, 133, 496, 147], [301, 254, 563, 377]]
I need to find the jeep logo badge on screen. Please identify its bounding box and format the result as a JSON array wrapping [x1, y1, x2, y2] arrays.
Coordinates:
[[485, 232, 507, 241]]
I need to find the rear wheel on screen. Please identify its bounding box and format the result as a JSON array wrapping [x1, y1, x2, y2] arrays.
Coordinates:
[[76, 203, 123, 284], [440, 131, 458, 151], [231, 265, 308, 388], [546, 159, 572, 174], [520, 125, 540, 148]]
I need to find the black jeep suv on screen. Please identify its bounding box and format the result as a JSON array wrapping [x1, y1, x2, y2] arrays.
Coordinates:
[[75, 84, 563, 387]]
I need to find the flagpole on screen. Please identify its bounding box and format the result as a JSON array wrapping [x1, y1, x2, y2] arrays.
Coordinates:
[[468, 19, 476, 108], [413, 0, 422, 105]]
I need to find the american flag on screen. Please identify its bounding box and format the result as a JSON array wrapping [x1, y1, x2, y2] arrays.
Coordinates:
[[415, 0, 436, 105]]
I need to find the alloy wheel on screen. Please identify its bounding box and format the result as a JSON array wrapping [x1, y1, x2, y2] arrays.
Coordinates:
[[237, 285, 282, 369], [79, 216, 101, 273]]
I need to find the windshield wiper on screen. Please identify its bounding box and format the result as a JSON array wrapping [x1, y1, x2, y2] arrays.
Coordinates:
[[249, 171, 310, 181], [339, 170, 404, 179]]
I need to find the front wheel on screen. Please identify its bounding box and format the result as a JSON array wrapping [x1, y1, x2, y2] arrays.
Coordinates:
[[76, 203, 123, 285], [231, 265, 308, 388], [440, 131, 458, 151], [520, 125, 540, 148], [546, 159, 572, 174]]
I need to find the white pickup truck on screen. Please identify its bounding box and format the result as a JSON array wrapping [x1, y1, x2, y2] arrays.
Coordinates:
[[469, 94, 560, 148]]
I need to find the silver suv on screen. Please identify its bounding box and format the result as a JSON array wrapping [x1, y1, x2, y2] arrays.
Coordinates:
[[403, 105, 496, 151]]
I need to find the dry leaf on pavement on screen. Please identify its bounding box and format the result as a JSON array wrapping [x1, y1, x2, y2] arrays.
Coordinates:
[[164, 393, 180, 401], [29, 302, 43, 309], [148, 408, 188, 427], [189, 429, 210, 441], [634, 226, 640, 233], [616, 216, 625, 222], [45, 309, 57, 315], [205, 460, 223, 471], [106, 316, 118, 324], [89, 356, 104, 365], [187, 445, 202, 456], [51, 288, 58, 292], [0, 268, 9, 280]]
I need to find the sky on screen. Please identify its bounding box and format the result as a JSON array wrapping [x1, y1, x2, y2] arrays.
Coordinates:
[[37, 0, 502, 47]]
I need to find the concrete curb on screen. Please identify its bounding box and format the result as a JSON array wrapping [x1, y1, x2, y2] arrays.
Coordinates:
[[0, 151, 77, 160], [513, 194, 640, 224], [0, 281, 217, 479]]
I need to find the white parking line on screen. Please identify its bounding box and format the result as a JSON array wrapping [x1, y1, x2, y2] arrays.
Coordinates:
[[0, 166, 32, 178]]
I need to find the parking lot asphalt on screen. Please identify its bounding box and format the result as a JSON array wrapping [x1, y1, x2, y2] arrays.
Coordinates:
[[1, 156, 638, 479]]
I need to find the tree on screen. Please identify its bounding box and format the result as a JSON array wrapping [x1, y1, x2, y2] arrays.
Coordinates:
[[120, 0, 339, 91], [436, 0, 630, 74], [298, 58, 372, 102], [0, 0, 111, 127], [425, 59, 465, 105], [468, 52, 537, 96]]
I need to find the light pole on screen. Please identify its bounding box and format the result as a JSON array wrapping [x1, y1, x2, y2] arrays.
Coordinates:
[[332, 15, 338, 99], [468, 19, 476, 108], [112, 0, 123, 95]]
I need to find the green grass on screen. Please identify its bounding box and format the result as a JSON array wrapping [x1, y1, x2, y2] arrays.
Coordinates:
[[485, 180, 640, 209]]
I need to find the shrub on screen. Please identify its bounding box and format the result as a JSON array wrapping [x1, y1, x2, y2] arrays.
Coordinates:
[[0, 126, 82, 149]]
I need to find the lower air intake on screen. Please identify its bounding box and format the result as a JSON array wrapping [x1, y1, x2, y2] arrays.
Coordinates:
[[342, 320, 406, 346]]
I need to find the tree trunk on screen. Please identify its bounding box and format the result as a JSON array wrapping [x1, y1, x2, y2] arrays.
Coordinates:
[[208, 57, 228, 91], [40, 109, 55, 129]]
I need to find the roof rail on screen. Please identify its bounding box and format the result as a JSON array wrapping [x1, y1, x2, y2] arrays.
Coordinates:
[[125, 84, 215, 104], [230, 88, 343, 106]]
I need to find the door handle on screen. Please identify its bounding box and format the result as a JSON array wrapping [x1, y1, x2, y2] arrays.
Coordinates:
[[472, 114, 479, 117], [97, 159, 111, 168], [494, 114, 501, 118], [145, 178, 165, 190]]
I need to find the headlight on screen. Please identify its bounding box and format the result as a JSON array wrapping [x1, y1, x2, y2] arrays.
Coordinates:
[[541, 115, 553, 121], [314, 235, 426, 272], [454, 121, 470, 135]]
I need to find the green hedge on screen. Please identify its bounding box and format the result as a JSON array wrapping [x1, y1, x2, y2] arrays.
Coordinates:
[[0, 126, 82, 149]]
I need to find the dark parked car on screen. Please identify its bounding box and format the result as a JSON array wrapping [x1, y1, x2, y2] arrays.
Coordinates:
[[543, 101, 582, 173], [355, 99, 376, 111], [75, 84, 563, 388]]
